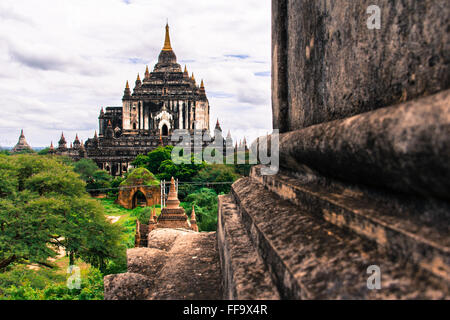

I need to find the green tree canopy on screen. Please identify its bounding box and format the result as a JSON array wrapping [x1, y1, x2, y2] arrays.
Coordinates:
[[193, 164, 240, 194], [73, 158, 99, 183], [132, 146, 173, 175], [183, 188, 218, 232], [0, 154, 123, 272]]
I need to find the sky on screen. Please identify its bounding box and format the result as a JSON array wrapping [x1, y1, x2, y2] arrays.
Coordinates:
[[0, 0, 272, 148]]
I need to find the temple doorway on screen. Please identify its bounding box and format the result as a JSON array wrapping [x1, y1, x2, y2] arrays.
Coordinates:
[[132, 191, 147, 208], [161, 124, 168, 136]]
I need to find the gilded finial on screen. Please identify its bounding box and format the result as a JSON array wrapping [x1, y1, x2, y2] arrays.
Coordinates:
[[191, 73, 195, 82], [137, 73, 140, 81], [200, 79, 204, 89], [162, 22, 172, 51], [126, 80, 129, 89], [184, 65, 188, 73]]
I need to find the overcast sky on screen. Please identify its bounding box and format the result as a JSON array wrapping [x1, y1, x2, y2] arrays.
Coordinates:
[[0, 0, 272, 148]]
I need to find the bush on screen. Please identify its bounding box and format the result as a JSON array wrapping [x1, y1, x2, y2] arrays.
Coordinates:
[[0, 267, 104, 300], [182, 188, 218, 231]]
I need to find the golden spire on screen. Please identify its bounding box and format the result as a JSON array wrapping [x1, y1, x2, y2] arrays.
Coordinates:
[[191, 73, 195, 82], [184, 65, 188, 73], [200, 79, 204, 89], [137, 73, 140, 81], [126, 80, 129, 89], [162, 23, 172, 51]]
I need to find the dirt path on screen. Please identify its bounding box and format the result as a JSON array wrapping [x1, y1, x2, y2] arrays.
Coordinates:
[[107, 216, 120, 224]]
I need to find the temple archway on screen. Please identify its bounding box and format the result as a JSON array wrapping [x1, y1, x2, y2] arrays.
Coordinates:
[[161, 124, 168, 136], [132, 191, 147, 209]]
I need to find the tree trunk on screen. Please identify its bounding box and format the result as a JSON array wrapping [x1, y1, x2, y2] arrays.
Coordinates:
[[69, 252, 75, 266], [0, 255, 17, 270]]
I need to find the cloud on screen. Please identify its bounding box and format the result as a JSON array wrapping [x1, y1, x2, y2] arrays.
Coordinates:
[[0, 0, 272, 147]]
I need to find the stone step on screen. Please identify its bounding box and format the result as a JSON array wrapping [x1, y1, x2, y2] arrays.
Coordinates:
[[250, 166, 450, 284], [229, 177, 449, 299], [218, 194, 280, 299]]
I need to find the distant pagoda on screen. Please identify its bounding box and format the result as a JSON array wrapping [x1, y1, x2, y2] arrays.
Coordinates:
[[11, 129, 32, 153]]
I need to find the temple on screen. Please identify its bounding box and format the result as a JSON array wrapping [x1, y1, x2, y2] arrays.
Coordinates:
[[11, 130, 33, 153], [50, 24, 224, 176]]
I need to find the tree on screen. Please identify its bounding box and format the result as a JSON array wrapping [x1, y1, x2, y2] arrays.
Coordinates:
[[0, 154, 123, 271], [132, 146, 173, 175], [37, 148, 50, 155], [83, 170, 112, 193], [193, 164, 240, 194], [183, 188, 218, 231], [73, 158, 99, 183]]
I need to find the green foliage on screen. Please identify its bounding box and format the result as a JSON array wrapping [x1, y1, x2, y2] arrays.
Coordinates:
[[12, 149, 36, 155], [37, 148, 50, 155], [157, 157, 205, 182], [73, 159, 113, 193], [193, 164, 240, 194], [0, 267, 104, 300], [136, 207, 153, 224], [73, 158, 98, 182], [0, 155, 123, 274], [89, 170, 112, 191], [131, 146, 205, 182], [233, 150, 254, 176], [120, 167, 159, 186], [0, 265, 65, 298], [132, 146, 173, 174], [182, 188, 218, 232], [0, 150, 10, 156], [108, 175, 126, 198]]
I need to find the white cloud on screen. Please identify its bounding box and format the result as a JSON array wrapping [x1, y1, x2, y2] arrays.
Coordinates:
[[0, 0, 272, 147]]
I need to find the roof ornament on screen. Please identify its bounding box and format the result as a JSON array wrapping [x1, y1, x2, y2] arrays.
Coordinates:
[[162, 22, 172, 51]]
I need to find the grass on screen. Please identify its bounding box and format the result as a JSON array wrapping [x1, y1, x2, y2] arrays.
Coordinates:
[[97, 198, 162, 248]]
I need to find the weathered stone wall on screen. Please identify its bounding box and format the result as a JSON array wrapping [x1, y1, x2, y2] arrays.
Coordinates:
[[273, 0, 450, 132], [214, 0, 450, 299]]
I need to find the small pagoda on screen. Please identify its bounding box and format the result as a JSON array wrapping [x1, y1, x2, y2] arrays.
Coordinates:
[[156, 177, 191, 230], [11, 129, 33, 153]]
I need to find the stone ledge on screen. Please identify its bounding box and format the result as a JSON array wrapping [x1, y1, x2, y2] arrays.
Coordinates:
[[257, 89, 450, 200], [251, 166, 450, 283], [218, 195, 280, 300], [230, 177, 449, 299]]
